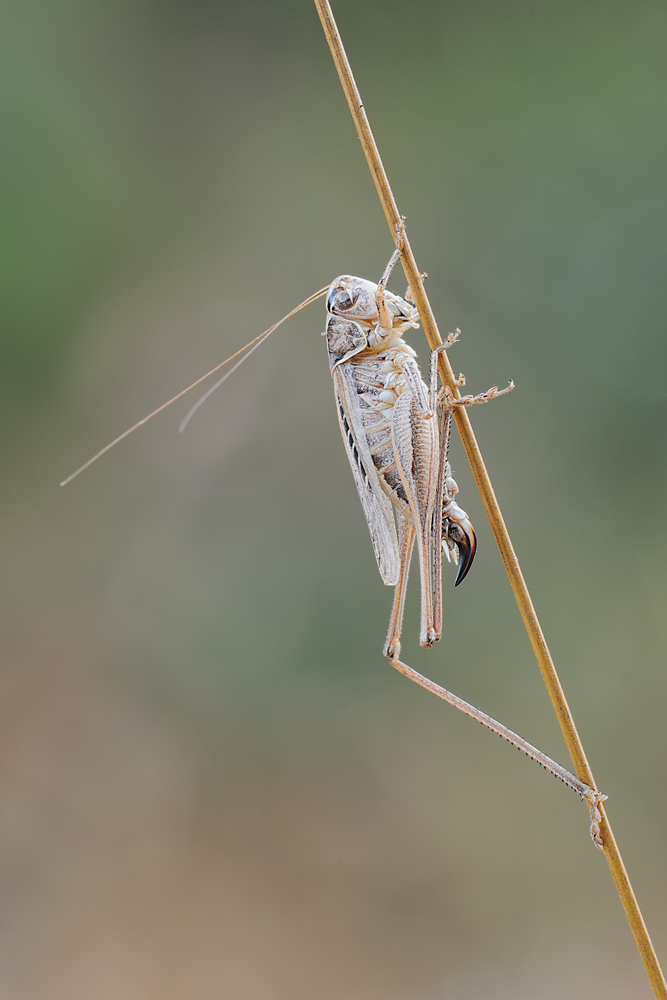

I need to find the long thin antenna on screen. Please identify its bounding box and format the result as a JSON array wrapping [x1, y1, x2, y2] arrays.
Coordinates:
[[178, 318, 275, 433], [60, 285, 329, 487]]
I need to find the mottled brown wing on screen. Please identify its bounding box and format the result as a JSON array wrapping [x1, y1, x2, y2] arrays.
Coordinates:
[[333, 364, 400, 586]]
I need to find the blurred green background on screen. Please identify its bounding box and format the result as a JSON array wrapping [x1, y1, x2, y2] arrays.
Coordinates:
[[2, 0, 666, 996]]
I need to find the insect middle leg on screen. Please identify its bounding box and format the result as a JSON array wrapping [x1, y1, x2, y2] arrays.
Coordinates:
[[440, 379, 515, 409]]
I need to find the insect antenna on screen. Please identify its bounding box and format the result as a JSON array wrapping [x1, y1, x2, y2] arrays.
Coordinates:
[[60, 284, 329, 487]]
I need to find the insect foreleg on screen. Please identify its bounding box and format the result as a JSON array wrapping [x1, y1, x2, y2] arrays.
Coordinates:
[[377, 245, 402, 294], [375, 225, 406, 331], [375, 250, 401, 331]]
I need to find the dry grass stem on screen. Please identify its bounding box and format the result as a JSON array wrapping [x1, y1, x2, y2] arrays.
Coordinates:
[[313, 1, 666, 995]]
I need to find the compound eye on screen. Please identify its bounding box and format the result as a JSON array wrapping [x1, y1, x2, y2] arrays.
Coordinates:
[[329, 286, 359, 312]]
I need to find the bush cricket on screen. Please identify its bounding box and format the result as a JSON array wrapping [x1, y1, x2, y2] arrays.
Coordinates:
[[325, 245, 511, 658], [61, 243, 607, 846]]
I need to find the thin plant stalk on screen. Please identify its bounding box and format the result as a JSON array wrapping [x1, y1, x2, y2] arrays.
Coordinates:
[[313, 1, 666, 996]]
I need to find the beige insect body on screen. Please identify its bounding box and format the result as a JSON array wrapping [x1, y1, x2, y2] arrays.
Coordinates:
[[325, 265, 480, 659]]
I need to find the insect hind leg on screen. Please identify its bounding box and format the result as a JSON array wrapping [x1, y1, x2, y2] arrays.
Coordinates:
[[383, 513, 415, 662], [386, 655, 607, 849]]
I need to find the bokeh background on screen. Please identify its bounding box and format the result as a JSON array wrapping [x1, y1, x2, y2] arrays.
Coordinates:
[[2, 0, 667, 996]]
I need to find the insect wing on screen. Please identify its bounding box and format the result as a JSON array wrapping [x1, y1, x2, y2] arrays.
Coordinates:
[[333, 363, 400, 586]]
